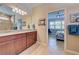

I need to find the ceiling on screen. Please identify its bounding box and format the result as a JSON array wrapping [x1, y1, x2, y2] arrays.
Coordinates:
[[1, 3, 79, 15], [4, 3, 42, 15]]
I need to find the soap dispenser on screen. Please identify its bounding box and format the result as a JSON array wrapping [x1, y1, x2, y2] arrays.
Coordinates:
[[32, 24, 35, 30], [28, 24, 30, 29]]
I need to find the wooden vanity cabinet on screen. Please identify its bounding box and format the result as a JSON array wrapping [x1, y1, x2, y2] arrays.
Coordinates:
[[0, 39, 15, 55], [14, 34, 26, 54], [32, 31, 37, 44], [26, 31, 37, 48], [26, 32, 33, 48], [0, 34, 27, 55], [0, 31, 37, 55]]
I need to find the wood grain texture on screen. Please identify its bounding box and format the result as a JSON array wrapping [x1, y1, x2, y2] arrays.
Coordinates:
[[0, 31, 37, 55], [26, 31, 37, 48]]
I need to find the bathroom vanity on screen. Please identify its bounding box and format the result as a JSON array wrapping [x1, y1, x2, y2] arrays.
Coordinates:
[[0, 30, 37, 55]]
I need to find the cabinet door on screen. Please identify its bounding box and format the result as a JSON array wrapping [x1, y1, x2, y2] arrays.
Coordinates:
[[0, 40, 15, 55], [26, 32, 33, 48], [26, 31, 37, 48], [34, 31, 37, 42], [14, 34, 26, 54], [32, 31, 37, 44], [21, 37, 27, 50], [14, 38, 23, 54]]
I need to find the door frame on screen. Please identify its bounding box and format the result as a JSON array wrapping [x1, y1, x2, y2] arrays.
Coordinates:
[[47, 9, 66, 50]]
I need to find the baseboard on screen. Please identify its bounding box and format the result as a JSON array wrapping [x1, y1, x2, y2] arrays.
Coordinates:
[[36, 39, 48, 46], [65, 49, 79, 55], [41, 42, 48, 46]]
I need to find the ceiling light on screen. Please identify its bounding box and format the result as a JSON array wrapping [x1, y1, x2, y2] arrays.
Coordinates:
[[21, 11, 24, 15], [18, 9, 22, 14], [15, 8, 19, 13], [12, 8, 15, 12], [14, 8, 18, 11], [12, 7, 27, 15]]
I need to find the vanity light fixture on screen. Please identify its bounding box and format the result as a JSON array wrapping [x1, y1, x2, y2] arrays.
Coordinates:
[[12, 7, 27, 15]]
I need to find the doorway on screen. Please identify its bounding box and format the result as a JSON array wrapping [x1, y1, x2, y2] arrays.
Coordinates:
[[48, 10, 65, 55]]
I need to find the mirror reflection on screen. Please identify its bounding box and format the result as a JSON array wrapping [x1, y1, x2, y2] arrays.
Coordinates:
[[0, 4, 32, 31]]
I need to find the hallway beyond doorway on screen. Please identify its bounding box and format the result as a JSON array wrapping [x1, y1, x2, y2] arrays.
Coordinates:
[[48, 35, 73, 55], [48, 35, 64, 55]]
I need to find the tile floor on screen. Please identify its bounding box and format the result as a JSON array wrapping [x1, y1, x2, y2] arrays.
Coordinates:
[[20, 42, 48, 55], [20, 35, 72, 55]]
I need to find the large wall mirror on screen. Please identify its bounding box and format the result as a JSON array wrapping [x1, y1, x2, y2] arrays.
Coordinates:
[[0, 12, 12, 31], [0, 5, 14, 31], [0, 4, 29, 31]]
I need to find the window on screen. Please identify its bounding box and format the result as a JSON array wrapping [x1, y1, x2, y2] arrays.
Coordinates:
[[49, 22, 55, 29], [50, 22, 54, 25], [55, 21, 61, 29], [62, 21, 64, 25], [49, 20, 64, 30], [50, 26, 54, 29]]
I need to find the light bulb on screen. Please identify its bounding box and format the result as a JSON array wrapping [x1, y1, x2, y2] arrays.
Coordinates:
[[12, 7, 27, 15], [14, 8, 19, 13], [12, 8, 15, 12], [21, 11, 24, 15], [18, 9, 22, 14]]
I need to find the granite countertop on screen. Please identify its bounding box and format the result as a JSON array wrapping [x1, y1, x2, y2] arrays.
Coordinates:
[[0, 29, 36, 37]]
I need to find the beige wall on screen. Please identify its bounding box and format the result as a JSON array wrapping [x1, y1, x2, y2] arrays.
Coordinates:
[[65, 5, 79, 53], [23, 15, 32, 29], [31, 4, 64, 45], [31, 4, 79, 54]]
